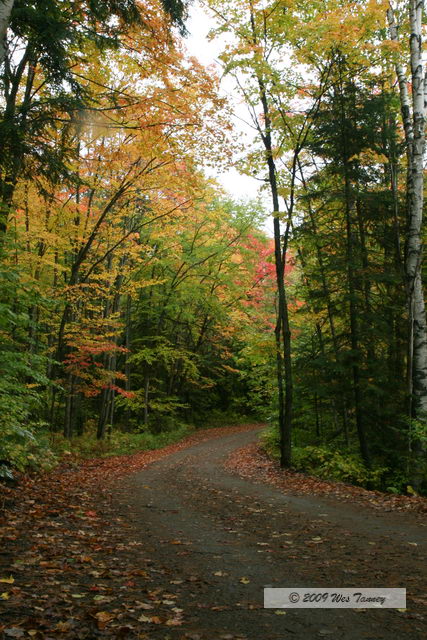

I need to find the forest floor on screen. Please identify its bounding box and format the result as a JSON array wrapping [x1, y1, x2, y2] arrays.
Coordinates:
[[0, 424, 426, 640]]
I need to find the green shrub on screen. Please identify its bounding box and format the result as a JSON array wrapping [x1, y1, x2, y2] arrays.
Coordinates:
[[50, 423, 194, 459], [291, 446, 386, 488], [260, 427, 387, 489], [198, 409, 252, 429], [0, 421, 57, 479], [0, 353, 54, 478], [260, 424, 281, 459]]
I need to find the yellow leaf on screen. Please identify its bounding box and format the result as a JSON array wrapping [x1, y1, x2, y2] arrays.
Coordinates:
[[1, 592, 10, 600], [138, 614, 151, 623], [239, 577, 250, 584], [95, 612, 114, 623], [165, 618, 183, 626], [0, 576, 14, 584], [407, 485, 418, 496]]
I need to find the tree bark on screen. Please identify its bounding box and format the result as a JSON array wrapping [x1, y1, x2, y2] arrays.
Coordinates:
[[388, 1, 427, 487], [0, 0, 14, 67], [336, 69, 370, 466], [248, 3, 292, 466]]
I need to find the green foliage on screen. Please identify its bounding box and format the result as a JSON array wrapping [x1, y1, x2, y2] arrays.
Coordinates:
[[260, 424, 282, 459], [0, 421, 57, 478], [260, 427, 388, 490], [193, 409, 253, 429], [407, 416, 427, 446], [1, 0, 421, 498], [51, 423, 194, 459], [291, 446, 387, 489], [0, 266, 54, 477]]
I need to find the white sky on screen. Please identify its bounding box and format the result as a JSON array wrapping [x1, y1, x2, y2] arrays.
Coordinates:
[[184, 4, 268, 206]]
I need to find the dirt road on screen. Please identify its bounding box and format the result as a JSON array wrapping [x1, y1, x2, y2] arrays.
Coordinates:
[[116, 427, 426, 639]]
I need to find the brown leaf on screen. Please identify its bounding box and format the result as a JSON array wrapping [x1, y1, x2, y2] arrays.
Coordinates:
[[94, 611, 114, 629], [165, 618, 183, 626]]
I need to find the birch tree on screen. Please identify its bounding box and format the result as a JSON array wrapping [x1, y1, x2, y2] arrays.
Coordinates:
[[0, 0, 13, 67], [387, 0, 427, 487]]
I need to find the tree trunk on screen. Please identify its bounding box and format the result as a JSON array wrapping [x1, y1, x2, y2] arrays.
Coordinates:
[[407, 0, 427, 421], [64, 374, 75, 438], [388, 1, 427, 487], [144, 375, 149, 426], [245, 2, 292, 466], [336, 70, 370, 466], [0, 0, 14, 67]]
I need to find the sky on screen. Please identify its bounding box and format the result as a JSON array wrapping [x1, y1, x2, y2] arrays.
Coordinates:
[[183, 4, 268, 207]]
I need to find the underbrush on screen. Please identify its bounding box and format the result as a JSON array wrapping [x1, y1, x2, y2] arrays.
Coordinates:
[[50, 423, 194, 459], [194, 409, 254, 429], [1, 422, 196, 480], [260, 426, 412, 493], [1, 410, 254, 480]]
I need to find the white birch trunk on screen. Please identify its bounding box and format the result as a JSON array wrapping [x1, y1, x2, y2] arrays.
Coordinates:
[[408, 0, 427, 419], [388, 1, 427, 487], [387, 7, 414, 153], [0, 0, 15, 67]]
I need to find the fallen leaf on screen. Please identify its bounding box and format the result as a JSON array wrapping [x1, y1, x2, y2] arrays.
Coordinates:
[[95, 611, 115, 629], [55, 621, 72, 632], [165, 618, 183, 626], [0, 576, 14, 584], [4, 629, 25, 638], [239, 577, 250, 584], [138, 614, 151, 623]]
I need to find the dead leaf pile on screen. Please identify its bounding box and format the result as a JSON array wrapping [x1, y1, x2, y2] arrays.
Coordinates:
[[224, 443, 427, 514], [0, 425, 260, 639]]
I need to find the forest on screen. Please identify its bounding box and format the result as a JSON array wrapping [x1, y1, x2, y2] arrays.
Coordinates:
[[1, 0, 427, 499]]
